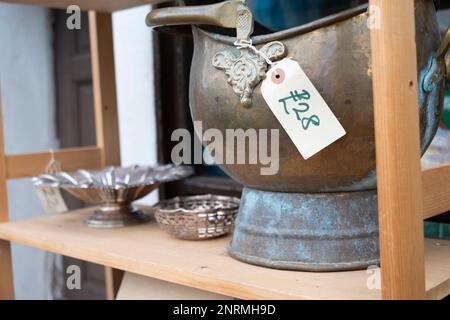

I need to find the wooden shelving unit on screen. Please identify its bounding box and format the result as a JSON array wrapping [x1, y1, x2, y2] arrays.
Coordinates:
[[0, 0, 449, 300], [0, 0, 167, 300], [0, 207, 448, 300]]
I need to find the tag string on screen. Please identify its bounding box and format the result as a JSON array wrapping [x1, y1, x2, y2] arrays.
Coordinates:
[[46, 149, 62, 174], [234, 39, 274, 66]]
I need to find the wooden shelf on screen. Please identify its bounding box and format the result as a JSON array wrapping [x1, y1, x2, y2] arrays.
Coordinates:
[[1, 0, 162, 12], [0, 207, 449, 300]]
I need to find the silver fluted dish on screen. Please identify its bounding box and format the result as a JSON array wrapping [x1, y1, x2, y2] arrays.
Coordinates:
[[33, 164, 193, 228]]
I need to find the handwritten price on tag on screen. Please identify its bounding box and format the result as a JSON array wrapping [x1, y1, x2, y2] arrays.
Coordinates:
[[261, 58, 346, 160], [278, 90, 320, 130]]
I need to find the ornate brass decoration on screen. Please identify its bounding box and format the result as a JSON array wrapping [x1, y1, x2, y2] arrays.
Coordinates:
[[211, 1, 287, 106], [212, 42, 287, 106]]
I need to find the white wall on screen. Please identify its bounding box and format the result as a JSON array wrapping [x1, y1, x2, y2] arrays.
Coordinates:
[[0, 3, 57, 299], [113, 5, 159, 205]]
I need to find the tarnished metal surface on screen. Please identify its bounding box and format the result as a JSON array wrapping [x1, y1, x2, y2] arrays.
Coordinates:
[[33, 165, 193, 228], [229, 188, 379, 271], [187, 0, 444, 192], [154, 194, 240, 240], [146, 0, 250, 30], [147, 0, 446, 270]]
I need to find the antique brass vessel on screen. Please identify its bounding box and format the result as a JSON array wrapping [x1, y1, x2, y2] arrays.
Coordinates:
[[147, 0, 449, 270]]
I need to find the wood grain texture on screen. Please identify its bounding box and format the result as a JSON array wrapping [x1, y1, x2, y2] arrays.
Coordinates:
[[5, 147, 102, 179], [0, 240, 14, 300], [0, 91, 14, 300], [370, 0, 426, 299], [0, 0, 159, 12], [0, 90, 9, 223], [105, 265, 124, 300], [0, 208, 449, 300], [89, 11, 121, 168], [89, 11, 122, 299], [422, 165, 450, 219]]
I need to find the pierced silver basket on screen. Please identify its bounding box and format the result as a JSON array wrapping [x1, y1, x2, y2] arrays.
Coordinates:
[[154, 194, 240, 240]]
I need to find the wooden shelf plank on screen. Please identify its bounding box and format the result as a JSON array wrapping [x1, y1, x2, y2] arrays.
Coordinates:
[[422, 164, 450, 219], [5, 146, 103, 179], [0, 0, 164, 12], [0, 208, 449, 300]]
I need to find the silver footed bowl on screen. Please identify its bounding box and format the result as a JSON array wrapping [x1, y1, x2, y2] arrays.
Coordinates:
[[33, 165, 193, 228], [154, 194, 240, 240]]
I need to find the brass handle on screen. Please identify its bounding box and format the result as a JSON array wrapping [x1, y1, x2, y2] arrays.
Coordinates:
[[437, 26, 450, 81], [146, 0, 254, 41], [146, 0, 240, 28], [423, 26, 450, 92]]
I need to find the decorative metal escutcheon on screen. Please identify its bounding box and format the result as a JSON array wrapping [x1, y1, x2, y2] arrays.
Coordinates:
[[212, 2, 287, 107]]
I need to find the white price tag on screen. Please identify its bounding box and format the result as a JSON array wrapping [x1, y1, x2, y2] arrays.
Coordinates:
[[261, 58, 346, 159], [35, 185, 68, 215]]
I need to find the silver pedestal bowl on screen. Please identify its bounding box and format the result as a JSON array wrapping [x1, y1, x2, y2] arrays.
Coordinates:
[[33, 165, 193, 228]]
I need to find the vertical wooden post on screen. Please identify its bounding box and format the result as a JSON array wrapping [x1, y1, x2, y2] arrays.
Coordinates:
[[370, 0, 426, 299], [89, 11, 123, 300], [0, 240, 14, 300], [89, 11, 121, 167], [0, 89, 15, 300]]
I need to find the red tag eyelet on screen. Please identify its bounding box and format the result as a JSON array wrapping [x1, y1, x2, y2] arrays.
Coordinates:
[[271, 68, 285, 84]]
